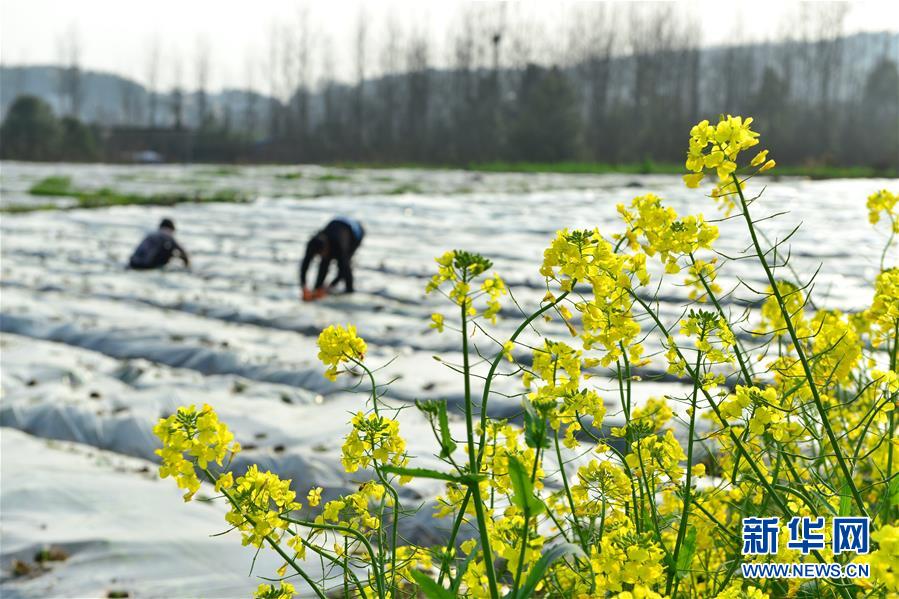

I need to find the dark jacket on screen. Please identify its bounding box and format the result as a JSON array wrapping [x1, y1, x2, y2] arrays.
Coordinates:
[[128, 231, 189, 270], [299, 218, 365, 292]]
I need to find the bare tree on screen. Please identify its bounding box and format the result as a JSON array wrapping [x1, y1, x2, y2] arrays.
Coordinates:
[[243, 53, 258, 139], [195, 38, 212, 129], [119, 77, 138, 125], [405, 28, 430, 159], [625, 3, 697, 160], [447, 8, 479, 161], [354, 9, 368, 155], [277, 27, 293, 138], [377, 14, 403, 156], [56, 24, 83, 118], [170, 54, 184, 130], [145, 38, 161, 127], [319, 33, 340, 154], [807, 3, 849, 156], [294, 6, 313, 155], [266, 22, 282, 138], [567, 3, 618, 160]]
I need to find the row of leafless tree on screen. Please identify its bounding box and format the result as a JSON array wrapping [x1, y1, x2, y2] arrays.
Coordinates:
[[52, 3, 899, 166]]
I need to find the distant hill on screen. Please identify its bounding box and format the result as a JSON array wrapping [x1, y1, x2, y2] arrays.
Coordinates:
[[1, 31, 896, 166], [3, 31, 896, 133], [0, 65, 275, 131]]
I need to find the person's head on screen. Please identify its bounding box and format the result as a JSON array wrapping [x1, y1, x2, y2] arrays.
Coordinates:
[[159, 218, 176, 233], [308, 233, 329, 257]]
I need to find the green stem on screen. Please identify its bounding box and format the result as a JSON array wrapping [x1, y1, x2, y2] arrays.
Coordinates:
[[512, 505, 531, 593], [203, 471, 329, 599], [617, 345, 644, 534], [461, 295, 500, 599], [476, 289, 572, 468], [439, 289, 572, 584], [732, 173, 866, 517], [343, 536, 350, 597], [436, 486, 472, 586], [629, 290, 792, 516], [349, 358, 401, 596], [879, 213, 896, 271], [615, 360, 642, 532], [360, 362, 401, 595], [635, 443, 666, 550], [289, 533, 365, 593], [667, 348, 703, 595], [884, 321, 898, 520], [554, 432, 588, 551], [282, 515, 384, 594]]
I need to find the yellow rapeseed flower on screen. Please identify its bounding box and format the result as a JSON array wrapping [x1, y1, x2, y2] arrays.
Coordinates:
[[254, 582, 295, 599], [224, 465, 301, 548], [867, 189, 898, 233], [684, 115, 767, 213], [317, 324, 367, 381], [306, 486, 323, 507], [341, 412, 407, 473], [153, 404, 239, 501]]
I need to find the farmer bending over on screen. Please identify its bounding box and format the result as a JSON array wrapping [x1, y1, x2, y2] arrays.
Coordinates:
[[300, 216, 365, 301], [128, 218, 190, 270]]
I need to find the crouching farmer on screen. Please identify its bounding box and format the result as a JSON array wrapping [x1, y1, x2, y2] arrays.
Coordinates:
[[300, 216, 364, 301], [128, 218, 190, 270]]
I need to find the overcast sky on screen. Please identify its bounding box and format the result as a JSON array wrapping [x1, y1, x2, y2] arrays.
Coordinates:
[[1, 0, 897, 92]]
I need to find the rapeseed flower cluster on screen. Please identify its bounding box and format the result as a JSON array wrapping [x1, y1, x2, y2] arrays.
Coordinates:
[[683, 115, 773, 213], [317, 324, 367, 381], [617, 193, 719, 274], [715, 384, 803, 442], [759, 280, 811, 338], [541, 228, 646, 365], [714, 584, 769, 599], [867, 189, 898, 233], [611, 397, 673, 438], [625, 429, 686, 482], [865, 268, 899, 348], [680, 309, 736, 367], [864, 525, 899, 593], [253, 582, 295, 599], [427, 249, 506, 326], [317, 481, 387, 531], [340, 411, 408, 473], [571, 459, 632, 516], [522, 338, 608, 449], [590, 522, 667, 592], [153, 403, 239, 501], [224, 465, 301, 547]]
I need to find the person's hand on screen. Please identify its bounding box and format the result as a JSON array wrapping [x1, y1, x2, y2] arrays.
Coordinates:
[[302, 287, 314, 302]]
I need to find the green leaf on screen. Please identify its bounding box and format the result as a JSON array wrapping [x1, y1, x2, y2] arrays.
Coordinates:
[[523, 401, 549, 449], [414, 399, 457, 459], [381, 465, 464, 483], [675, 526, 697, 578], [410, 570, 455, 599], [839, 483, 852, 517], [509, 543, 584, 599], [507, 455, 545, 516], [888, 476, 899, 504], [437, 400, 457, 459]]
